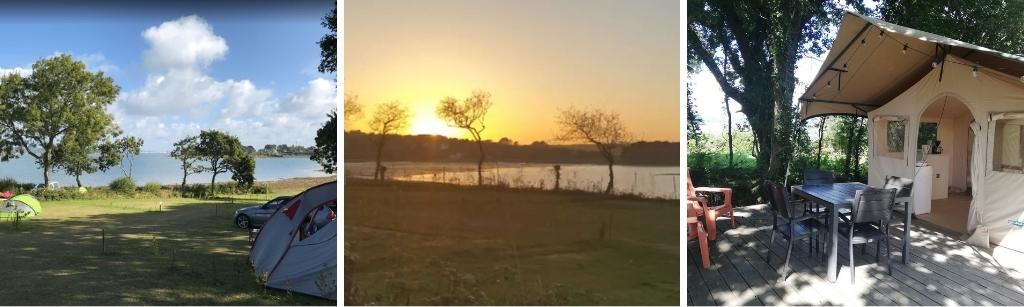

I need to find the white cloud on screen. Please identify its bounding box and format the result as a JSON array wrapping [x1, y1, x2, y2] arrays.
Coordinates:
[[141, 15, 228, 71], [112, 15, 333, 151], [0, 66, 31, 77]]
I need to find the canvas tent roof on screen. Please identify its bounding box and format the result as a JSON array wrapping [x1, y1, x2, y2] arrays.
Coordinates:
[[799, 12, 1024, 120]]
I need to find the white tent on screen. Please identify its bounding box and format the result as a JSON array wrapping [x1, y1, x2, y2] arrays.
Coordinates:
[[250, 181, 337, 299], [800, 12, 1024, 252]]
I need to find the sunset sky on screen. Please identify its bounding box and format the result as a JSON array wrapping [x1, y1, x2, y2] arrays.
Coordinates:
[[345, 0, 680, 143]]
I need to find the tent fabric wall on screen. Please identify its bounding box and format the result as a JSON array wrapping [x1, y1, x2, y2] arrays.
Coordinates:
[[251, 181, 337, 299], [968, 122, 985, 233], [867, 54, 1024, 251]]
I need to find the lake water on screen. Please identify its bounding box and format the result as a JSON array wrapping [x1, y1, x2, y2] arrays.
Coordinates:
[[346, 162, 680, 199], [0, 153, 326, 187]]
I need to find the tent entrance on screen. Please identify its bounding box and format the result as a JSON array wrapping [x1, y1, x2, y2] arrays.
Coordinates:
[[914, 96, 974, 234]]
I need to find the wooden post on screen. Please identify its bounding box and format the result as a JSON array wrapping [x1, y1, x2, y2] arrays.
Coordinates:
[[102, 228, 106, 253]]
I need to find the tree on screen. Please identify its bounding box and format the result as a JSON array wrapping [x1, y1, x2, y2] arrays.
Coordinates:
[[98, 136, 143, 179], [368, 102, 410, 180], [229, 151, 256, 188], [318, 6, 337, 73], [311, 111, 338, 173], [437, 90, 493, 186], [0, 54, 120, 186], [54, 136, 100, 188], [344, 93, 363, 130], [877, 0, 1024, 55], [197, 130, 246, 194], [170, 135, 204, 189], [556, 107, 631, 194], [687, 0, 852, 182]]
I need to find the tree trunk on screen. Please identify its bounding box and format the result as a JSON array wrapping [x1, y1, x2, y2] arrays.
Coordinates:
[[726, 96, 734, 168], [851, 118, 865, 178], [474, 132, 484, 186], [373, 134, 385, 181], [181, 170, 188, 190], [844, 117, 856, 178], [75, 174, 82, 188], [210, 167, 218, 197], [606, 159, 615, 194], [42, 163, 50, 187], [816, 116, 827, 167]]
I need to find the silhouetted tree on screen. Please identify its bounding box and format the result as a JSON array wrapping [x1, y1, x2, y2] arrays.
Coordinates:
[[437, 90, 493, 186], [369, 102, 410, 180], [171, 135, 204, 189], [317, 5, 337, 73], [556, 107, 631, 194], [312, 111, 338, 173]]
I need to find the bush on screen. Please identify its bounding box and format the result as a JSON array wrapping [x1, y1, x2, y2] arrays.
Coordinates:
[[142, 182, 162, 194], [0, 177, 34, 196], [110, 177, 137, 195], [33, 187, 81, 201]]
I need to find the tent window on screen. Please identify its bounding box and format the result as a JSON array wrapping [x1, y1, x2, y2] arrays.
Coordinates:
[[993, 119, 1024, 173], [886, 120, 906, 154]]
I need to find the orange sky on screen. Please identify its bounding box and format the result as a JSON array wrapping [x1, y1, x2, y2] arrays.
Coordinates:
[[344, 0, 680, 143]]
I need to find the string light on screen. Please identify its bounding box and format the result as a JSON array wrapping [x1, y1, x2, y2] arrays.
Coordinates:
[[860, 38, 866, 45], [843, 63, 848, 69], [901, 44, 908, 55], [1020, 75, 1024, 83], [972, 66, 979, 78], [931, 61, 939, 68], [827, 81, 832, 88], [879, 30, 884, 39]]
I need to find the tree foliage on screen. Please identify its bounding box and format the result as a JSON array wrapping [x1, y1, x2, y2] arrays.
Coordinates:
[[368, 102, 410, 180], [555, 106, 631, 194], [687, 0, 852, 182], [197, 130, 249, 194], [311, 111, 338, 174], [877, 0, 1024, 55], [437, 90, 493, 186], [98, 136, 143, 180], [170, 135, 204, 189], [344, 93, 363, 130], [0, 54, 120, 186], [318, 6, 337, 74]]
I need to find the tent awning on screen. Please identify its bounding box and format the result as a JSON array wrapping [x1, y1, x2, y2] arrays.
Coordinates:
[[799, 12, 1024, 120]]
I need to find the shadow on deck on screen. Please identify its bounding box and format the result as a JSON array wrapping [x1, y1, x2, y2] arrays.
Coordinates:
[[687, 204, 1024, 306]]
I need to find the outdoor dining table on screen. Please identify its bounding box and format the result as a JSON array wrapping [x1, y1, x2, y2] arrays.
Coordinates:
[[790, 182, 912, 282]]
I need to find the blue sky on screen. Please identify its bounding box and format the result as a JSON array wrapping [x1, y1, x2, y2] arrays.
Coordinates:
[[0, 1, 336, 151]]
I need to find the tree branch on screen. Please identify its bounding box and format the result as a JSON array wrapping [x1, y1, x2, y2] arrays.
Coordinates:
[[687, 28, 745, 102]]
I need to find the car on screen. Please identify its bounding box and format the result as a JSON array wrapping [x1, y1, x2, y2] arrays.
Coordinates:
[[234, 196, 292, 229]]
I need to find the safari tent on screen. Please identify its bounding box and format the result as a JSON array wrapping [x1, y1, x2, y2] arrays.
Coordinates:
[[250, 181, 337, 299], [0, 194, 42, 218], [800, 12, 1024, 252]]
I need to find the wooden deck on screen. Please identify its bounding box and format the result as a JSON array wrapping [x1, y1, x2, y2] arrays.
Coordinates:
[[687, 204, 1024, 306]]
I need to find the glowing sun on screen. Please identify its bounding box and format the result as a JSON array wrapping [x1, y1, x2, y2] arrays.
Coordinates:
[[409, 115, 459, 137]]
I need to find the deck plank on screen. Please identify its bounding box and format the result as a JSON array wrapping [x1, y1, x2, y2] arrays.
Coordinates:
[[687, 204, 1024, 306]]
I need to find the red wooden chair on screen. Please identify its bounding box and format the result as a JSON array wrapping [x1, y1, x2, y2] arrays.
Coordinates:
[[688, 196, 711, 269], [686, 171, 736, 240]]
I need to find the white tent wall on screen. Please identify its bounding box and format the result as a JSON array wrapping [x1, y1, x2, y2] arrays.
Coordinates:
[[866, 54, 1024, 251]]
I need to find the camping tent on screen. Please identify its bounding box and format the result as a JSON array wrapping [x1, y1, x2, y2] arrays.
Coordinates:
[[0, 194, 42, 218], [250, 181, 337, 299], [800, 12, 1024, 252]]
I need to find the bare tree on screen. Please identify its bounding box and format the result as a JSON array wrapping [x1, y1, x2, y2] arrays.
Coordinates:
[[344, 93, 363, 131], [437, 90, 493, 186], [556, 106, 630, 194], [368, 101, 410, 180]]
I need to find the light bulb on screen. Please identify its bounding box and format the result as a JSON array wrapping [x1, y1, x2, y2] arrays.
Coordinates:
[[860, 38, 866, 45], [827, 81, 832, 88], [931, 61, 939, 68], [1020, 75, 1024, 83], [972, 66, 978, 78], [901, 44, 908, 55]]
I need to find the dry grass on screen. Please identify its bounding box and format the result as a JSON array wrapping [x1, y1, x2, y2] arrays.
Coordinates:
[[344, 178, 679, 305]]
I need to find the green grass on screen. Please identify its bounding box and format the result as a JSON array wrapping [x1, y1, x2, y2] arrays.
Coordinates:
[[344, 178, 679, 305], [0, 185, 334, 305]]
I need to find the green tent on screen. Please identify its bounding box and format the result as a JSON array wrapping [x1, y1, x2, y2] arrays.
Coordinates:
[[0, 194, 41, 218]]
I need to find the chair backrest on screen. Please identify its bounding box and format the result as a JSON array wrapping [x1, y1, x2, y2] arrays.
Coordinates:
[[884, 176, 914, 198], [686, 173, 697, 197], [803, 169, 835, 185], [851, 187, 897, 224], [764, 180, 795, 219]]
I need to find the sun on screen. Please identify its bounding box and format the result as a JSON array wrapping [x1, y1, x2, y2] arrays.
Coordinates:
[[409, 115, 459, 137]]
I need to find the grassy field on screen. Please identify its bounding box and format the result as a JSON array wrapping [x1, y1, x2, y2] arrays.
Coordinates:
[[0, 177, 335, 305], [344, 178, 679, 305]]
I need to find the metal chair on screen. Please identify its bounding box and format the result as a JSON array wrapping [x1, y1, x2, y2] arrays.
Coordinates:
[[839, 187, 897, 284], [884, 176, 914, 263], [765, 180, 824, 282]]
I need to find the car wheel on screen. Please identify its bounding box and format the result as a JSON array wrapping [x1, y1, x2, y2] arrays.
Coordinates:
[[235, 215, 251, 229]]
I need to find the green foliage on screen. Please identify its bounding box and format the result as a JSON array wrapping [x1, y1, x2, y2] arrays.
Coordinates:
[[171, 135, 204, 188], [109, 177, 137, 195], [142, 182, 162, 195], [318, 7, 337, 73], [197, 130, 247, 194], [685, 82, 702, 142], [311, 111, 337, 174], [0, 54, 121, 186], [0, 177, 34, 195], [178, 182, 269, 198], [877, 0, 1024, 55], [229, 152, 256, 188], [33, 187, 85, 201]]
